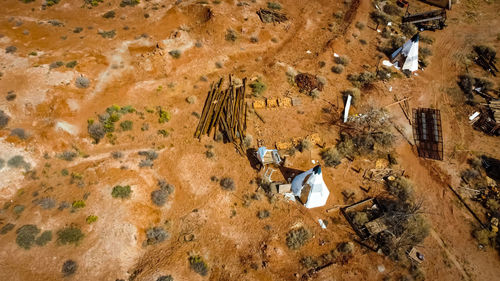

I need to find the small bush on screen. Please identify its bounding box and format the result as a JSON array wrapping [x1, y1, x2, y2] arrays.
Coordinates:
[[112, 185, 132, 199], [0, 223, 15, 235], [400, 23, 417, 37], [370, 11, 390, 25], [76, 76, 90, 89], [299, 138, 312, 151], [355, 21, 365, 30], [146, 226, 169, 245], [120, 0, 140, 7], [286, 227, 311, 250], [220, 177, 235, 191], [186, 96, 196, 104], [57, 225, 84, 245], [88, 122, 105, 143], [158, 107, 171, 123], [156, 276, 173, 281], [139, 150, 158, 160], [321, 147, 342, 167], [7, 155, 30, 170], [300, 256, 319, 269], [120, 120, 133, 131], [342, 88, 361, 106], [16, 224, 40, 249], [58, 151, 77, 161], [334, 56, 349, 66], [10, 128, 27, 139], [359, 39, 367, 45], [337, 241, 354, 253], [331, 65, 344, 74], [473, 228, 495, 246], [383, 4, 401, 15], [0, 110, 10, 129], [225, 29, 238, 42], [5, 45, 17, 54], [13, 205, 25, 215], [62, 260, 77, 276], [419, 47, 432, 59], [103, 10, 115, 19], [111, 151, 123, 159], [347, 71, 376, 88], [86, 215, 98, 224], [169, 50, 181, 59], [352, 211, 369, 227], [189, 255, 208, 276], [98, 30, 116, 39], [249, 79, 267, 96], [420, 35, 434, 45], [35, 230, 52, 246], [73, 27, 83, 33], [37, 197, 57, 209], [258, 210, 270, 219], [267, 2, 282, 10]]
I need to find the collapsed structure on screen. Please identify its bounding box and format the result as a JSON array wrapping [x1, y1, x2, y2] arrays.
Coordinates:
[[291, 165, 330, 209], [391, 34, 420, 73]]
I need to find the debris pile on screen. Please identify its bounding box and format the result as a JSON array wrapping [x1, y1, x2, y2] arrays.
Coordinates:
[[294, 73, 324, 93], [473, 45, 498, 76], [194, 76, 248, 153]]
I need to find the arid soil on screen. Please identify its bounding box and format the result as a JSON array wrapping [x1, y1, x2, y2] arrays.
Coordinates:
[[0, 0, 499, 281]]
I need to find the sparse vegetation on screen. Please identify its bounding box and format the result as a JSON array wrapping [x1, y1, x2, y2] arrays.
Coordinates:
[[72, 200, 86, 209], [145, 226, 169, 245], [370, 10, 390, 25], [0, 223, 15, 235], [37, 197, 57, 209], [58, 151, 77, 161], [62, 260, 77, 276], [341, 88, 361, 106], [120, 120, 133, 131], [7, 155, 30, 170], [111, 185, 132, 199], [120, 0, 140, 7], [383, 4, 401, 16], [156, 276, 173, 281], [57, 225, 84, 245], [10, 128, 27, 139], [65, 61, 77, 68], [286, 227, 311, 250], [13, 205, 25, 215], [347, 71, 376, 88], [220, 177, 235, 191], [258, 209, 270, 219], [355, 21, 365, 30], [88, 122, 105, 143], [103, 10, 115, 19], [98, 30, 116, 39], [267, 2, 282, 10], [189, 255, 208, 276], [5, 45, 17, 54], [158, 107, 171, 123], [49, 61, 64, 69]]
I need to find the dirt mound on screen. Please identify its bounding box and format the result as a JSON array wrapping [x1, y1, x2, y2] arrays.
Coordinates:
[[295, 73, 324, 93]]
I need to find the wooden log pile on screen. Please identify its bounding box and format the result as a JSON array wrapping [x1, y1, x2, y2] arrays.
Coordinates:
[[194, 76, 248, 154], [489, 100, 500, 122]]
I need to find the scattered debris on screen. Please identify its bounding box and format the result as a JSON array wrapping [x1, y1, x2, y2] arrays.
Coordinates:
[[402, 9, 446, 31], [256, 8, 288, 24]]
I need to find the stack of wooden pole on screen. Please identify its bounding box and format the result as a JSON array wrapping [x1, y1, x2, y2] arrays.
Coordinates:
[[194, 75, 248, 154]]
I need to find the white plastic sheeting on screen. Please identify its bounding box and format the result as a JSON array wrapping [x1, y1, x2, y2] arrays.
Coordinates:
[[291, 165, 330, 208]]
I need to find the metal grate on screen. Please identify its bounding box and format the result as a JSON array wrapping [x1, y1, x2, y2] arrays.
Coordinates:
[[412, 108, 444, 160]]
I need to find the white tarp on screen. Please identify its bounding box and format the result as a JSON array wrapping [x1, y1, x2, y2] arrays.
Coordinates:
[[291, 165, 330, 208], [391, 34, 419, 72]]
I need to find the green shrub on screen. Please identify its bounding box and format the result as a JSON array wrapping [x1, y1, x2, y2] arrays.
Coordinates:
[[145, 226, 169, 245], [347, 71, 376, 88], [370, 11, 390, 25], [16, 224, 40, 249], [62, 260, 77, 276], [169, 50, 181, 59], [321, 147, 342, 167], [35, 230, 52, 246], [267, 2, 282, 10], [355, 21, 365, 30], [57, 225, 84, 245], [299, 138, 312, 152], [249, 79, 266, 96], [13, 205, 25, 215], [300, 256, 319, 269], [49, 61, 64, 69], [58, 151, 77, 161], [112, 185, 132, 199], [386, 177, 414, 202], [120, 120, 133, 131], [158, 107, 171, 123], [72, 200, 86, 209], [120, 0, 140, 7], [86, 215, 98, 224], [65, 61, 77, 68], [189, 255, 208, 276], [286, 227, 311, 250], [0, 110, 10, 129]]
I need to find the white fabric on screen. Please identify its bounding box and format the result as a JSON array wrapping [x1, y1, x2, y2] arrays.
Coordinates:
[[390, 34, 419, 72], [291, 166, 330, 208]]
